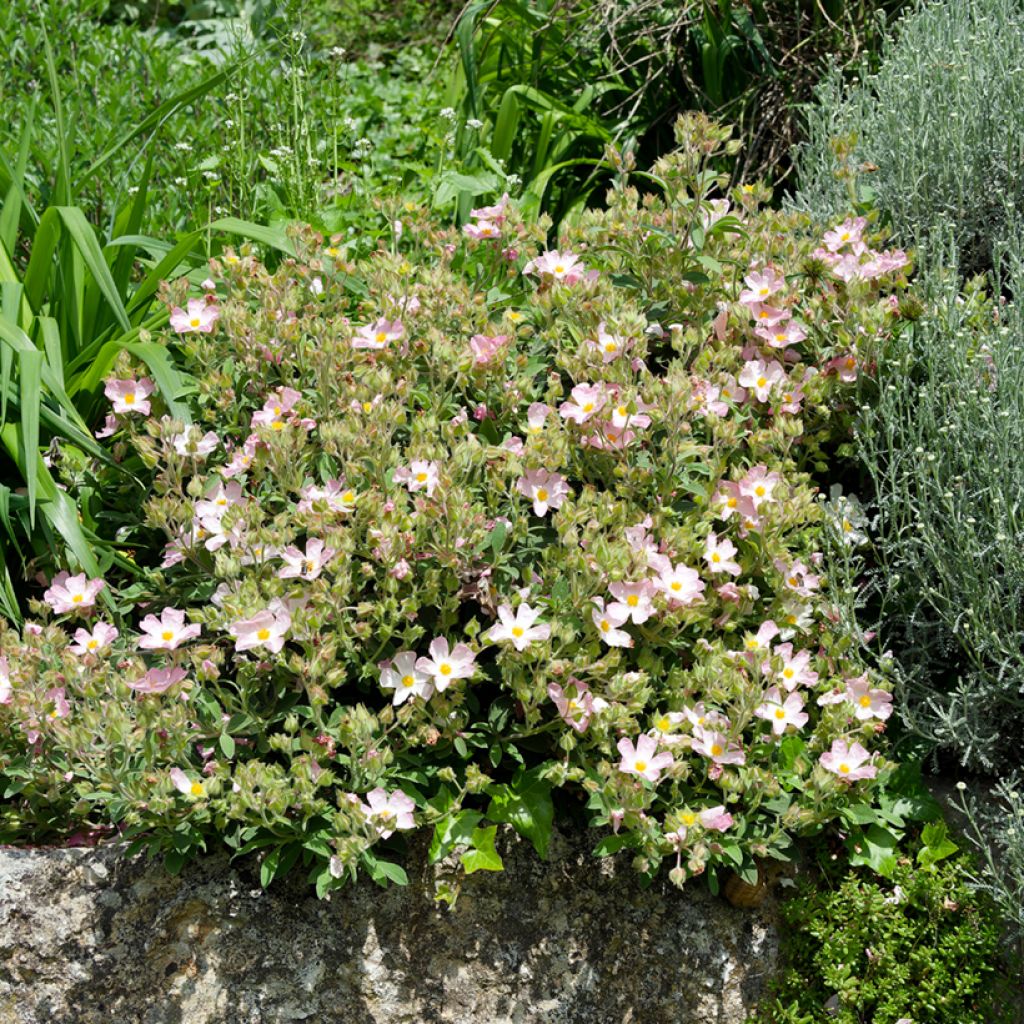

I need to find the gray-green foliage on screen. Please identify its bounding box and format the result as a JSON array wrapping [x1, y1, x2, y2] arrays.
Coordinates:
[[790, 0, 1024, 275], [853, 232, 1024, 771]]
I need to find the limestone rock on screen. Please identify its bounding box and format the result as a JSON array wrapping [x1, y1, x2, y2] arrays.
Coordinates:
[[0, 827, 778, 1024]]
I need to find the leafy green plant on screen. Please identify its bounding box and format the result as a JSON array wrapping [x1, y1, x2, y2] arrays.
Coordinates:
[[749, 841, 1012, 1024], [0, 120, 911, 898]]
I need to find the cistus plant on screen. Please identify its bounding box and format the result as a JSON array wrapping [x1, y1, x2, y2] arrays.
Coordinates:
[[0, 119, 912, 898]]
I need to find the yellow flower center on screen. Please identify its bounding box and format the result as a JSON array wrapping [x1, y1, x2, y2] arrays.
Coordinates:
[[554, 265, 565, 274], [710, 743, 724, 757], [536, 488, 548, 502], [190, 317, 201, 328], [774, 708, 786, 720], [845, 357, 856, 369], [626, 595, 639, 607], [656, 716, 671, 732], [756, 376, 767, 388], [72, 594, 84, 604], [617, 405, 628, 417], [416, 472, 428, 483], [402, 674, 415, 688], [783, 668, 794, 679], [755, 485, 766, 497], [838, 762, 850, 774], [511, 626, 525, 638], [788, 576, 799, 587], [271, 421, 285, 431], [376, 331, 388, 343], [87, 639, 98, 650], [758, 287, 769, 297], [775, 333, 787, 343], [600, 619, 611, 632], [712, 553, 721, 563], [161, 630, 174, 642], [304, 560, 316, 574], [342, 490, 355, 504], [582, 402, 594, 413], [605, 343, 618, 353], [859, 695, 872, 708], [727, 497, 738, 508], [125, 393, 136, 405], [671, 581, 682, 591], [363, 402, 373, 413], [257, 628, 271, 641], [439, 663, 452, 676], [190, 782, 204, 796], [681, 812, 697, 827], [634, 760, 647, 772]]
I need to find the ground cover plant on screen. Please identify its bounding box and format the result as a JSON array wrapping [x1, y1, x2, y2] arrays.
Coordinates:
[[748, 828, 1013, 1024], [0, 118, 913, 897]]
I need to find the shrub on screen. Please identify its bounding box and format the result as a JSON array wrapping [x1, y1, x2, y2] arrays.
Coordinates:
[[790, 0, 1024, 275], [0, 119, 911, 896], [851, 239, 1024, 772], [750, 842, 1011, 1024]]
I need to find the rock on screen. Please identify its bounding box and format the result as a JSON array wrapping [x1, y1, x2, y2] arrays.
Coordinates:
[[0, 827, 779, 1024]]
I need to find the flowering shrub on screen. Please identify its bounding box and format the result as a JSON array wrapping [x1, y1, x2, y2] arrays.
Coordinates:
[[0, 119, 911, 896]]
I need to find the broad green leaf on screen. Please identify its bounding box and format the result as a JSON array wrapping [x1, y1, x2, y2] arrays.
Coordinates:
[[486, 764, 554, 859], [845, 824, 900, 878], [917, 820, 958, 869], [429, 808, 483, 863], [460, 825, 504, 874]]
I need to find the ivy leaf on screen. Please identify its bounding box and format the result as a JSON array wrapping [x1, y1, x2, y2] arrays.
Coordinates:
[[460, 825, 504, 874], [428, 808, 483, 863], [486, 764, 554, 859]]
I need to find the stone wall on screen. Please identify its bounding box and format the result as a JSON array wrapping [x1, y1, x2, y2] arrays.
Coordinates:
[[0, 827, 778, 1024]]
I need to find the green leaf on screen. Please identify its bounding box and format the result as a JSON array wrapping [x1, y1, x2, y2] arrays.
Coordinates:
[[845, 824, 900, 877], [428, 808, 483, 863], [362, 850, 410, 887], [486, 764, 554, 859], [218, 733, 236, 759], [488, 519, 507, 558], [917, 820, 958, 869], [460, 825, 504, 874]]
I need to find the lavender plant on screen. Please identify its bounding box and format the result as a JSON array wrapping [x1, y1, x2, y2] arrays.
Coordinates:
[[790, 0, 1024, 275], [0, 120, 912, 897]]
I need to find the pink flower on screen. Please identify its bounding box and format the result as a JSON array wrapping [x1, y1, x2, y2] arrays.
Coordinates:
[[104, 377, 155, 415], [547, 678, 594, 733], [755, 686, 808, 735], [229, 605, 291, 654], [739, 466, 782, 508], [486, 603, 551, 651], [353, 318, 404, 351], [523, 249, 588, 284], [704, 533, 741, 576], [358, 787, 416, 838], [822, 216, 866, 252], [581, 421, 637, 451], [693, 380, 728, 418], [171, 426, 219, 458], [251, 387, 302, 431], [692, 726, 746, 765], [748, 303, 790, 328], [170, 767, 205, 798], [469, 333, 510, 366], [195, 481, 245, 521], [464, 219, 502, 241], [415, 637, 476, 691], [591, 598, 633, 648], [526, 403, 552, 434], [470, 193, 510, 222], [0, 656, 11, 704], [651, 562, 705, 607], [43, 572, 105, 615], [755, 321, 806, 349], [559, 383, 606, 424], [137, 608, 202, 650], [393, 460, 440, 498], [69, 621, 119, 656], [827, 352, 859, 382], [742, 620, 780, 655], [617, 734, 674, 783], [820, 739, 877, 781], [223, 436, 260, 478], [719, 374, 749, 404], [589, 322, 628, 363], [771, 644, 819, 691], [698, 806, 734, 831], [379, 651, 433, 706], [738, 358, 786, 402], [297, 479, 358, 515], [846, 674, 893, 721], [95, 414, 118, 439], [516, 468, 569, 516], [776, 558, 820, 596], [739, 267, 785, 305], [607, 580, 656, 625], [608, 399, 652, 431], [170, 297, 219, 334], [278, 538, 337, 580], [128, 666, 188, 694]]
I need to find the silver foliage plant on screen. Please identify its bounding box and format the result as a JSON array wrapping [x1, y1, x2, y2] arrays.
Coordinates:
[[789, 0, 1024, 275]]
